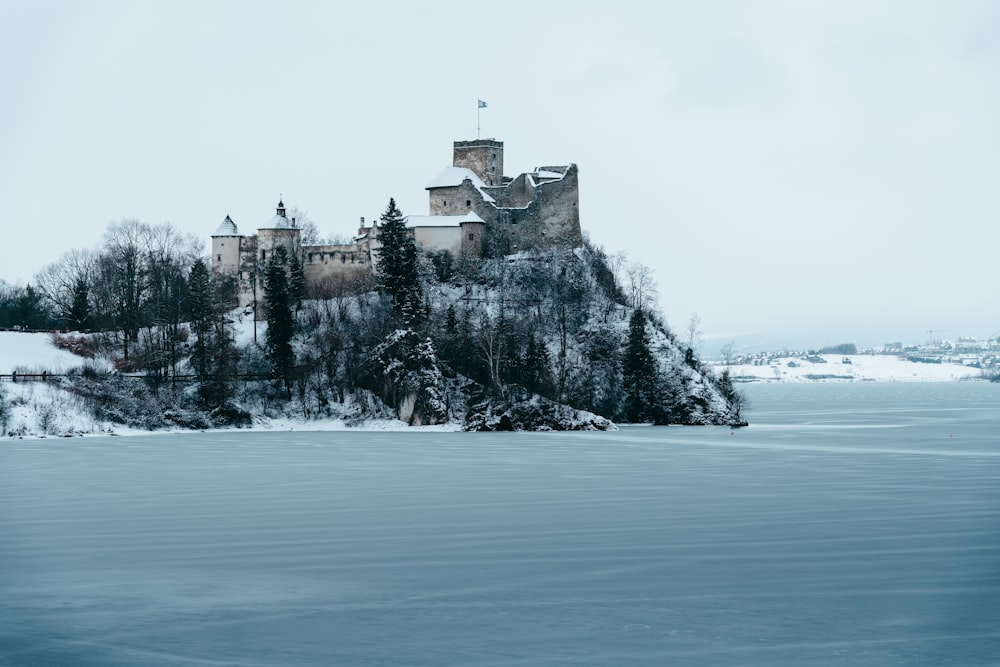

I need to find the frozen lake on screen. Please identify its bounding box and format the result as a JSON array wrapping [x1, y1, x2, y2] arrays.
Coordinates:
[[2, 382, 999, 665]]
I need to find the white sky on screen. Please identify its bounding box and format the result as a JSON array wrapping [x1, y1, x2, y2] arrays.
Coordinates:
[[2, 0, 997, 351]]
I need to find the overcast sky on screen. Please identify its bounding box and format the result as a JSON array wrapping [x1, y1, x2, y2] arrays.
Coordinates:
[[2, 1, 997, 351]]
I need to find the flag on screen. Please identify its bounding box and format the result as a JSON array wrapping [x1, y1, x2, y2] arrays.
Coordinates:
[[478, 99, 488, 108]]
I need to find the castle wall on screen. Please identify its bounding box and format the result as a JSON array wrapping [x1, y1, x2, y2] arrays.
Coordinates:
[[513, 164, 581, 250], [453, 139, 504, 186], [428, 181, 492, 218], [257, 227, 299, 264], [212, 235, 242, 276], [485, 172, 533, 208], [460, 221, 485, 258], [212, 235, 258, 309], [412, 226, 461, 256], [302, 244, 373, 297]]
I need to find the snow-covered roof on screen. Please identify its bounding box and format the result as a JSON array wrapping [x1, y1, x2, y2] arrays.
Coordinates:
[[259, 214, 294, 230], [527, 167, 568, 187], [404, 212, 484, 228], [426, 167, 496, 203], [212, 215, 239, 236]]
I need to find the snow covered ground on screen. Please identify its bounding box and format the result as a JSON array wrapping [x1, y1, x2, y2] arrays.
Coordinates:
[[717, 353, 984, 382], [0, 330, 447, 437], [0, 331, 91, 374]]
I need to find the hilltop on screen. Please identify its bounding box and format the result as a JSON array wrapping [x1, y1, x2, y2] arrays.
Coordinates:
[[0, 238, 745, 437]]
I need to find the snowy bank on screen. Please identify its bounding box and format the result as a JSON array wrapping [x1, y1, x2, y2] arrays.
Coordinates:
[[716, 353, 984, 383]]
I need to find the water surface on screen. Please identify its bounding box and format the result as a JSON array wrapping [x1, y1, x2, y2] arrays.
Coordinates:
[[2, 382, 999, 665]]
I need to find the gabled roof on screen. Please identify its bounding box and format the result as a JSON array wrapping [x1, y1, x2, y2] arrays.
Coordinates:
[[212, 214, 239, 236], [426, 167, 496, 203]]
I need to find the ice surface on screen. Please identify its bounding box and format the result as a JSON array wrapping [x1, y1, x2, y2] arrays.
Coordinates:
[[1, 382, 999, 665]]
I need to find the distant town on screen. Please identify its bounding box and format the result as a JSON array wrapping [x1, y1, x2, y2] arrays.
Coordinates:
[[716, 334, 1000, 383]]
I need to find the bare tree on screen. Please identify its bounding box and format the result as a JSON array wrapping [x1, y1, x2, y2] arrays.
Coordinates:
[[142, 223, 202, 378], [720, 341, 736, 366], [477, 306, 508, 391], [34, 249, 97, 329], [686, 313, 702, 352], [103, 219, 150, 363], [626, 262, 658, 312]]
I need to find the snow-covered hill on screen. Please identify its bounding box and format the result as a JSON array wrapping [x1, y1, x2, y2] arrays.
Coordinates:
[[716, 353, 984, 383]]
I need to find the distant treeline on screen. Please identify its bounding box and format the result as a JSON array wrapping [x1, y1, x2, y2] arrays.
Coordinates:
[[817, 343, 857, 355]]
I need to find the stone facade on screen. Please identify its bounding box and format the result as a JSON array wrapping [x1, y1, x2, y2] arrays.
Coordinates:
[[453, 139, 504, 187], [211, 138, 582, 311]]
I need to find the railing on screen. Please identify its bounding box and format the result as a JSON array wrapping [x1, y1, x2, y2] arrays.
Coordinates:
[[0, 373, 64, 383], [0, 373, 270, 384]]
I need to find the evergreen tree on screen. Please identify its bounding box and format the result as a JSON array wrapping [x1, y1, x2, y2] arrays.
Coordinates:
[[374, 198, 424, 324], [15, 285, 52, 330], [288, 249, 306, 310], [518, 333, 550, 395], [263, 246, 295, 396], [716, 368, 748, 424], [69, 276, 90, 330], [622, 309, 659, 423], [202, 306, 239, 414], [187, 259, 213, 379], [187, 259, 240, 411]]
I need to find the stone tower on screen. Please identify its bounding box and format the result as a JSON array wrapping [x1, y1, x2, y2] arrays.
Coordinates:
[[453, 139, 504, 186]]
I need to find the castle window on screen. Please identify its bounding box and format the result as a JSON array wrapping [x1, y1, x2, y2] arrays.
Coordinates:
[[466, 200, 471, 207], [443, 200, 447, 206], [216, 254, 221, 262], [468, 233, 474, 241], [261, 250, 266, 261]]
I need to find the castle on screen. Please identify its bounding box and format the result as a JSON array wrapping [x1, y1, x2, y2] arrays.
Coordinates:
[[211, 138, 582, 310]]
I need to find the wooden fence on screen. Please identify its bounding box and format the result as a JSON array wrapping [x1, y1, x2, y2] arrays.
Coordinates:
[[0, 373, 268, 384]]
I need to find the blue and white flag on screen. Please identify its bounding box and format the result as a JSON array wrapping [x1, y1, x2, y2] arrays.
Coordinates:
[[478, 99, 488, 108]]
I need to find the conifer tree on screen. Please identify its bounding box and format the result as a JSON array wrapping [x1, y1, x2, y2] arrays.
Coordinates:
[[187, 259, 213, 379], [518, 333, 550, 394], [69, 277, 90, 330], [622, 308, 659, 423], [188, 259, 239, 411], [263, 246, 295, 396], [288, 249, 306, 310], [374, 198, 424, 324]]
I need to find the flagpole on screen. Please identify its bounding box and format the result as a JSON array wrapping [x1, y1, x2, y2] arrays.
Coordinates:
[[477, 99, 480, 139]]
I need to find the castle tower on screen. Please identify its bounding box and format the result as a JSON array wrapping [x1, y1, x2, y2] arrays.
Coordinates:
[[453, 139, 504, 186], [211, 214, 241, 276]]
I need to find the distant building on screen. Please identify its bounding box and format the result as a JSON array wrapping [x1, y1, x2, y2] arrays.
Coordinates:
[[211, 138, 582, 314]]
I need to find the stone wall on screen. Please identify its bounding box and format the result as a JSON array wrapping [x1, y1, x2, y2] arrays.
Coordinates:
[[453, 139, 504, 186], [428, 180, 486, 217], [412, 226, 462, 256]]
